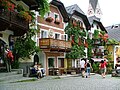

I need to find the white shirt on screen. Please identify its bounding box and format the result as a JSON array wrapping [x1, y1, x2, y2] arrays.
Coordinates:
[[80, 60, 85, 68]]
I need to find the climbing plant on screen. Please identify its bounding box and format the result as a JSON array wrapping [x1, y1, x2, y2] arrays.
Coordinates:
[[65, 21, 86, 59]]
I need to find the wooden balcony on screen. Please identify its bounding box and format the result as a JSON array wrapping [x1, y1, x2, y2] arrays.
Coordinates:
[[0, 10, 29, 36], [39, 38, 71, 52]]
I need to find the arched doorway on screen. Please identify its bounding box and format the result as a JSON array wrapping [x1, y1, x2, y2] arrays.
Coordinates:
[[34, 54, 39, 65]]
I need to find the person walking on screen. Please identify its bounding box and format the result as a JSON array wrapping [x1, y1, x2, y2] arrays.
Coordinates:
[[80, 59, 86, 78], [99, 60, 106, 78], [86, 60, 93, 78]]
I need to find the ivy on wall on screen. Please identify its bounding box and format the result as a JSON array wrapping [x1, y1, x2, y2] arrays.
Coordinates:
[[65, 21, 86, 59]]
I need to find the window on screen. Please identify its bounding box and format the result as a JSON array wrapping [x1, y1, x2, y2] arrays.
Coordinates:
[[48, 58, 54, 68], [41, 30, 48, 38], [55, 33, 60, 39], [61, 34, 68, 41], [54, 13, 59, 20], [97, 25, 99, 29]]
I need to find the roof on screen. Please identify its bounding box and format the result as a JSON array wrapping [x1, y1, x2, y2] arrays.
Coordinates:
[[66, 4, 91, 30], [66, 4, 85, 15], [91, 58, 108, 62], [22, 0, 39, 10], [88, 16, 100, 25], [89, 0, 98, 12], [50, 0, 69, 22], [88, 16, 107, 33], [106, 24, 120, 42]]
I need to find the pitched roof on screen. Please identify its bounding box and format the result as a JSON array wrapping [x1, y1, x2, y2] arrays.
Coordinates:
[[50, 0, 69, 22], [66, 4, 85, 15], [89, 0, 98, 12], [106, 24, 120, 41], [66, 4, 91, 30], [88, 16, 100, 25]]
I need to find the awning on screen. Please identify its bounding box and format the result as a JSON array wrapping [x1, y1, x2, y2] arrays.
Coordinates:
[[91, 58, 108, 62]]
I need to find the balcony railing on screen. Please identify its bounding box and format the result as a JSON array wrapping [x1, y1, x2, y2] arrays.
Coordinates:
[[39, 38, 71, 52], [0, 10, 29, 35]]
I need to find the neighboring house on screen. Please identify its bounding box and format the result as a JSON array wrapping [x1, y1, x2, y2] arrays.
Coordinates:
[[65, 4, 91, 68], [106, 24, 120, 67], [87, 0, 107, 62], [37, 0, 70, 75]]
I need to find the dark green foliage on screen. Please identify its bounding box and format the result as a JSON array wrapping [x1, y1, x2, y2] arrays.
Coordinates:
[[92, 62, 100, 73], [93, 29, 99, 39], [37, 0, 50, 17], [13, 29, 40, 61], [87, 38, 93, 60]]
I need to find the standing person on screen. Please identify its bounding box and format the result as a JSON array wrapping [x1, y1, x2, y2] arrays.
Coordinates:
[[104, 58, 107, 76], [86, 60, 93, 78], [80, 59, 85, 78], [5, 48, 14, 72], [99, 60, 105, 78]]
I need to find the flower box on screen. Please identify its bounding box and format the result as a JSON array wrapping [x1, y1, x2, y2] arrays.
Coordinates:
[[45, 16, 53, 22], [54, 19, 60, 24]]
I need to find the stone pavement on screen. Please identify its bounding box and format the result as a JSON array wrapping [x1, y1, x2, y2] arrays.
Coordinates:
[[0, 74, 120, 90]]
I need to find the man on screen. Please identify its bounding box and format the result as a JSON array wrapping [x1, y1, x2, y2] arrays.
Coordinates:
[[80, 59, 85, 77]]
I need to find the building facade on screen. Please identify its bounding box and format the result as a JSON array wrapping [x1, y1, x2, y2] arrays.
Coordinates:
[[37, 0, 70, 75]]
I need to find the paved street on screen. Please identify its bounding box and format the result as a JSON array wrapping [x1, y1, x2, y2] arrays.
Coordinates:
[[0, 74, 120, 90]]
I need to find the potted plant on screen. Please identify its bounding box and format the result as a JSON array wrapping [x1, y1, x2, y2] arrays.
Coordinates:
[[0, 0, 15, 11], [45, 16, 53, 22], [18, 11, 32, 21], [54, 18, 60, 24]]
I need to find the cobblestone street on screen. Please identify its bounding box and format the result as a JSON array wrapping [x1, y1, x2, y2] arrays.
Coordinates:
[[0, 74, 120, 90]]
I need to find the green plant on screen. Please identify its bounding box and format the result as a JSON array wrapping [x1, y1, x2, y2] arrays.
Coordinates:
[[92, 62, 100, 73], [18, 11, 32, 21], [0, 0, 15, 11], [16, 4, 24, 12], [65, 22, 86, 59], [37, 0, 50, 17], [93, 30, 99, 39]]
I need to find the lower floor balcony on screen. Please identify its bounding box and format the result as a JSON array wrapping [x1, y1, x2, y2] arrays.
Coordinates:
[[39, 38, 71, 52]]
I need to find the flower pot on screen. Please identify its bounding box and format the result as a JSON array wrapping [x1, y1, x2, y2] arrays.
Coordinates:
[[46, 17, 53, 22]]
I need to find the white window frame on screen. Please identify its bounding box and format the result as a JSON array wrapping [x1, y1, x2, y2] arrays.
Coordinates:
[[40, 29, 48, 38], [54, 32, 61, 39], [54, 12, 60, 20]]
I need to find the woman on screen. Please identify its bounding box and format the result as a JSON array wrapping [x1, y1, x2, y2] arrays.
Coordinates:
[[99, 60, 106, 78], [86, 60, 92, 78]]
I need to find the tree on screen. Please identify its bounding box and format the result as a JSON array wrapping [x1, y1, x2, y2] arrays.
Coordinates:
[[37, 0, 50, 17], [12, 0, 50, 68]]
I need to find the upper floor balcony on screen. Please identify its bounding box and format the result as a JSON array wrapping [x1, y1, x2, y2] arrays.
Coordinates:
[[39, 38, 71, 52], [0, 9, 29, 36]]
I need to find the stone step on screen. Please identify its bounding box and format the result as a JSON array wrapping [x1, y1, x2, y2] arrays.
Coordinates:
[[0, 69, 24, 82]]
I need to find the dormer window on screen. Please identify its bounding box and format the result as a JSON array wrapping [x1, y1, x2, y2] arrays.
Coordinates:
[[91, 24, 94, 28], [97, 25, 99, 29], [54, 13, 60, 24]]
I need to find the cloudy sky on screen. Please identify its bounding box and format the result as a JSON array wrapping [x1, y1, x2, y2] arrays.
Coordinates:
[[50, 0, 120, 27]]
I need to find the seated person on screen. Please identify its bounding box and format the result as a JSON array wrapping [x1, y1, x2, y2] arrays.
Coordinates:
[[37, 64, 43, 79]]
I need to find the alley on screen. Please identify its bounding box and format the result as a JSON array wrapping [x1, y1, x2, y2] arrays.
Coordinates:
[[0, 74, 120, 90]]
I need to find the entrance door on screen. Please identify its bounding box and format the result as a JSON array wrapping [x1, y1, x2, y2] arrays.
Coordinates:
[[58, 58, 64, 68], [48, 58, 55, 68], [34, 54, 39, 65]]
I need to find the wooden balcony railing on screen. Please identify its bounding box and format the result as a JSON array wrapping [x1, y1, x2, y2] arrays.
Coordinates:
[[39, 38, 71, 52], [0, 10, 29, 36]]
